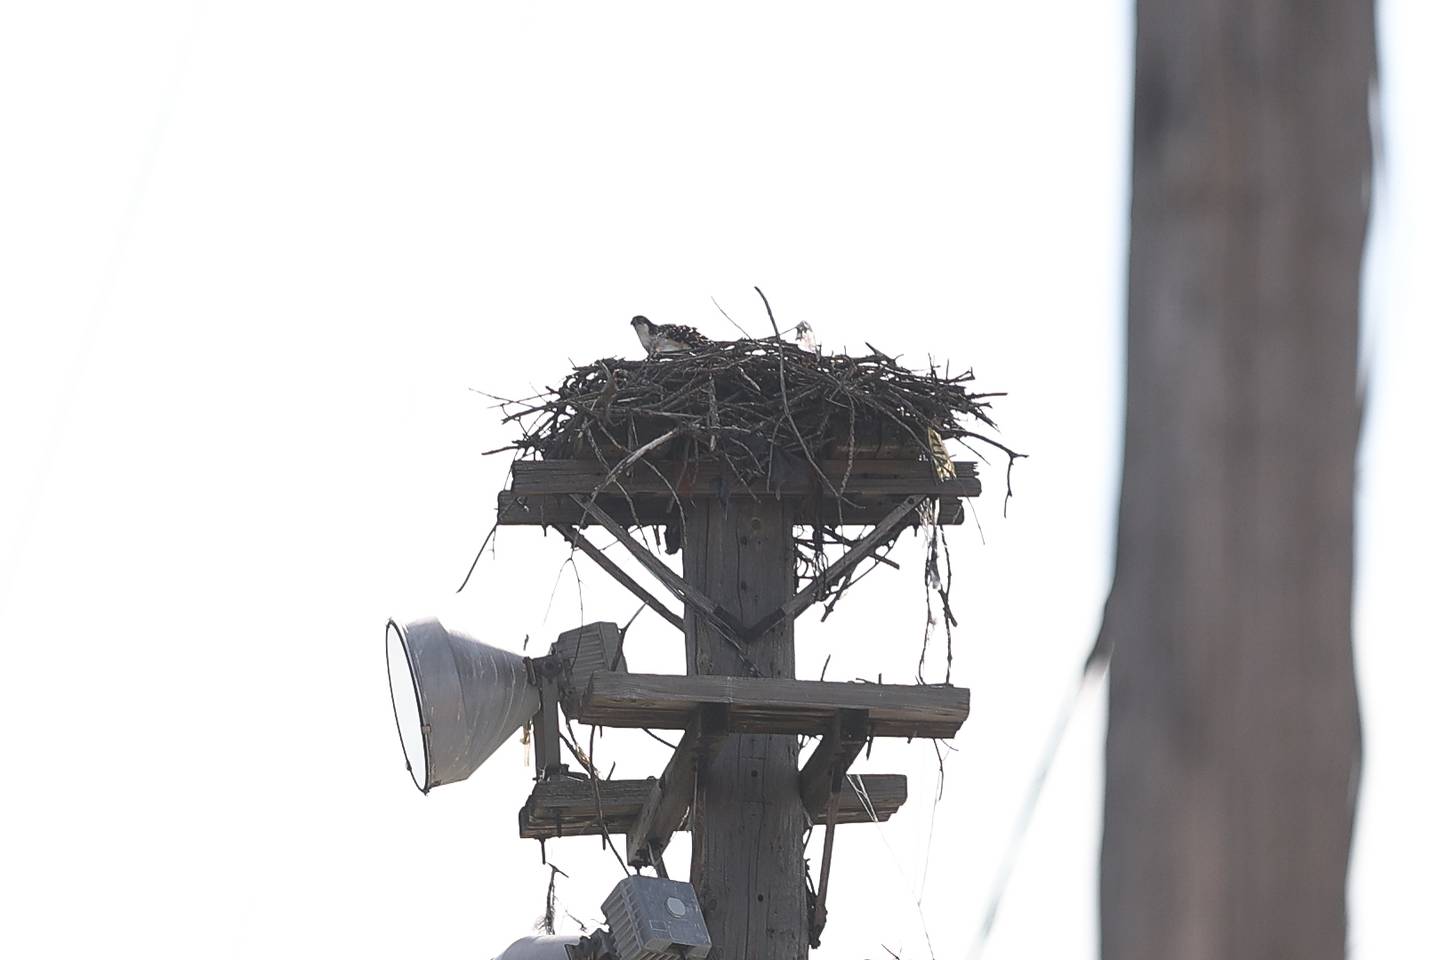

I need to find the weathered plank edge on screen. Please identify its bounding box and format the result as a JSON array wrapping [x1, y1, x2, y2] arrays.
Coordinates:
[[578, 672, 970, 738], [518, 773, 909, 840], [497, 491, 971, 526]]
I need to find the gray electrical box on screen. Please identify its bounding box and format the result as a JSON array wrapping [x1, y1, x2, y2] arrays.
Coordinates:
[[601, 877, 711, 960], [552, 622, 628, 714]]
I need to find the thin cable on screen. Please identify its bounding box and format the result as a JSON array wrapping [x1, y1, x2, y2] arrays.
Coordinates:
[[2, 1, 206, 609], [847, 774, 939, 960], [964, 645, 1111, 960], [917, 739, 955, 900]]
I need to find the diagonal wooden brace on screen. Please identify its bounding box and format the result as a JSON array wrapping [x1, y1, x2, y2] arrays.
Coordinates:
[[798, 709, 871, 821], [749, 495, 926, 640], [626, 703, 729, 869], [550, 524, 685, 632], [567, 495, 730, 621], [566, 495, 758, 672], [802, 709, 868, 946]]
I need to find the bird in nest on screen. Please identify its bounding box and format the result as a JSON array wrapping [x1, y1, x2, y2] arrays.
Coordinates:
[[631, 315, 711, 356]]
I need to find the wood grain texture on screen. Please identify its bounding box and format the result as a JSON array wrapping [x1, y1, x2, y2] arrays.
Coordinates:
[[566, 496, 753, 662], [510, 458, 976, 497], [798, 710, 870, 820], [683, 498, 807, 960], [625, 704, 728, 867], [518, 774, 908, 841], [578, 672, 969, 739], [1101, 3, 1372, 958], [496, 490, 971, 527]]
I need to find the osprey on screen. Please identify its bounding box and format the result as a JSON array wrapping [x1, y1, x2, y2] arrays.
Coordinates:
[[631, 315, 711, 356]]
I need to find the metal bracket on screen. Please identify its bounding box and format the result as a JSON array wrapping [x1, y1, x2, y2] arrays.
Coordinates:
[[526, 655, 569, 780], [564, 930, 617, 960]]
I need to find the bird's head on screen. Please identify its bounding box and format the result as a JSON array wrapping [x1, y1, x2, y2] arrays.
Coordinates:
[[631, 315, 653, 332]]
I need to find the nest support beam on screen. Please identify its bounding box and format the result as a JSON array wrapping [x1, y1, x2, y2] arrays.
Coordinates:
[[749, 495, 924, 639], [496, 458, 977, 528], [550, 523, 685, 632], [500, 491, 966, 527], [508, 458, 977, 497], [562, 497, 757, 673], [551, 494, 928, 649]]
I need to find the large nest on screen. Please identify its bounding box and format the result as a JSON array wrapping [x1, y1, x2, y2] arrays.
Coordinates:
[[479, 334, 1018, 685], [496, 339, 1009, 486]]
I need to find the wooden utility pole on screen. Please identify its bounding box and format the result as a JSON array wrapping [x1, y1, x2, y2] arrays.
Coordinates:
[[684, 499, 807, 960], [1100, 2, 1372, 957], [505, 458, 976, 957]]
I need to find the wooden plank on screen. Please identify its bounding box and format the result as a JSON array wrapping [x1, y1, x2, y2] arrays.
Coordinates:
[[798, 709, 870, 820], [625, 704, 728, 867], [579, 672, 969, 739], [497, 491, 970, 526], [838, 773, 907, 824], [519, 778, 654, 840], [551, 525, 685, 633], [510, 458, 976, 498], [519, 773, 907, 840]]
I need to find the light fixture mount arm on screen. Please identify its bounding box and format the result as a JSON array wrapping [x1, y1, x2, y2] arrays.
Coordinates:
[[526, 654, 569, 780]]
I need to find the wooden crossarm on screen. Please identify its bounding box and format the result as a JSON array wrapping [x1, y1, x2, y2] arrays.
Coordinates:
[[497, 491, 968, 526], [579, 672, 969, 739], [519, 773, 908, 840], [510, 459, 978, 498]]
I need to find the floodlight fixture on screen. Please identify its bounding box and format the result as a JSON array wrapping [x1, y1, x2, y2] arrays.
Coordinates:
[[491, 935, 582, 960], [385, 618, 539, 793], [385, 618, 631, 793]]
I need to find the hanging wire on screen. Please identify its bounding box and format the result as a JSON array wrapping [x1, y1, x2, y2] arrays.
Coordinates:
[[6, 1, 206, 602], [848, 775, 940, 960], [964, 640, 1112, 960], [539, 864, 569, 934]]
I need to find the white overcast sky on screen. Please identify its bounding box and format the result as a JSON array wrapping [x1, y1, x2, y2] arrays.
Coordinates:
[[1, 3, 1435, 958]]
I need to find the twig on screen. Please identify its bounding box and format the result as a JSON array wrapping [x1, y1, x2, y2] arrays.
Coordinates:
[[710, 296, 753, 339], [755, 285, 845, 504]]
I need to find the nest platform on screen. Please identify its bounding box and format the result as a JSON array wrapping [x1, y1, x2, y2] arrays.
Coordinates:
[[492, 339, 1003, 529]]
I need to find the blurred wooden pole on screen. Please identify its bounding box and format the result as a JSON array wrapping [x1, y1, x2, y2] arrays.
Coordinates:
[[1101, 3, 1373, 958]]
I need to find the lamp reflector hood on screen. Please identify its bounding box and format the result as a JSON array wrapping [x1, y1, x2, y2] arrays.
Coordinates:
[[385, 618, 538, 793], [493, 936, 582, 960]]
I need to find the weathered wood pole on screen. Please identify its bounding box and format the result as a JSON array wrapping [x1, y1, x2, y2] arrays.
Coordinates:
[[1101, 2, 1373, 957], [683, 498, 808, 960]]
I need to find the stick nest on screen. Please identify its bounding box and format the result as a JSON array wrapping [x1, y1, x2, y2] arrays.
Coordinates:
[[497, 339, 1008, 485]]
